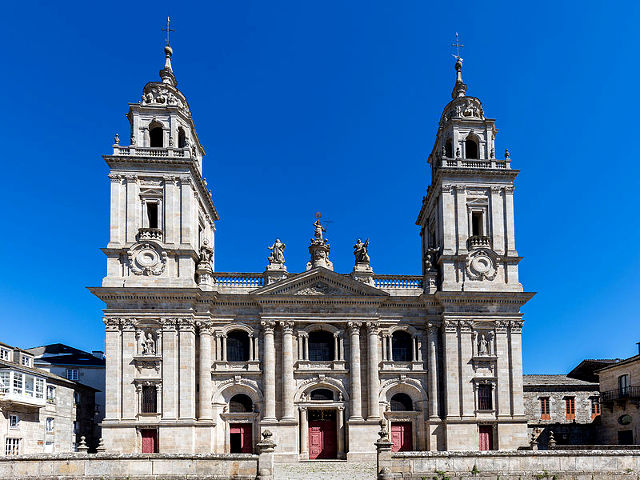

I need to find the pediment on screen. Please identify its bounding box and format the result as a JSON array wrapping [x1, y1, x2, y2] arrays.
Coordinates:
[[254, 267, 388, 297]]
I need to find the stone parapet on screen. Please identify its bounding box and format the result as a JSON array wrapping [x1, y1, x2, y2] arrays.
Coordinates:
[[0, 453, 258, 479]]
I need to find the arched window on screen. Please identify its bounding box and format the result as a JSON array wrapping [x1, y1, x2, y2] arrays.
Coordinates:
[[178, 127, 186, 148], [390, 393, 413, 411], [445, 138, 453, 158], [392, 331, 412, 362], [227, 330, 250, 362], [150, 123, 163, 147], [310, 388, 334, 401], [308, 331, 334, 362], [465, 137, 479, 159], [229, 394, 253, 412]]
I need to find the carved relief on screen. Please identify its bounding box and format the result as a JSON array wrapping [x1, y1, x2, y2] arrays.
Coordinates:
[[466, 248, 497, 281], [294, 282, 344, 296], [127, 242, 167, 276], [141, 83, 190, 115]]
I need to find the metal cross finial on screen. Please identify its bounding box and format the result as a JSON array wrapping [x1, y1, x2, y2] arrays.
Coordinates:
[[162, 17, 175, 46], [451, 32, 464, 61]]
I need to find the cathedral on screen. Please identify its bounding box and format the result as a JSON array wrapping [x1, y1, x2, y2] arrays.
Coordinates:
[[91, 41, 534, 461]]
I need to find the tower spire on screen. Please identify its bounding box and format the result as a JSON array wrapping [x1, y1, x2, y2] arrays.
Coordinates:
[[160, 17, 176, 86], [450, 32, 467, 99]]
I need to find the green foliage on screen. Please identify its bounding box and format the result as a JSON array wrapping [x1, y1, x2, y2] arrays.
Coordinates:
[[471, 464, 480, 475]]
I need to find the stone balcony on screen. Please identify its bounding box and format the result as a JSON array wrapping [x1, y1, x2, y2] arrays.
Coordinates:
[[467, 235, 492, 249], [112, 145, 192, 158], [137, 228, 163, 242], [0, 389, 46, 408], [439, 156, 510, 169]]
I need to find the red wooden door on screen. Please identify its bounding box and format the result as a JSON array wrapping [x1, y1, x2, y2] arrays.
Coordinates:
[[141, 429, 157, 453], [308, 420, 337, 459], [479, 425, 493, 451], [390, 422, 413, 452], [230, 423, 253, 453]]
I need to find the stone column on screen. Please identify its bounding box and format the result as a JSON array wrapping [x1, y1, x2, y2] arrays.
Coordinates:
[[441, 184, 455, 254], [121, 320, 137, 420], [367, 322, 380, 419], [333, 333, 339, 361], [179, 320, 196, 419], [460, 322, 475, 417], [124, 175, 139, 243], [280, 321, 295, 420], [108, 174, 124, 245], [387, 335, 393, 362], [161, 318, 178, 419], [348, 322, 363, 420], [455, 185, 467, 253], [510, 321, 525, 416], [198, 323, 213, 420], [381, 333, 387, 361], [426, 323, 439, 419], [253, 336, 259, 362], [504, 186, 517, 256], [300, 407, 308, 458], [261, 321, 277, 421], [443, 320, 460, 418], [490, 186, 505, 255], [495, 322, 511, 416], [337, 406, 345, 459], [103, 318, 121, 420]]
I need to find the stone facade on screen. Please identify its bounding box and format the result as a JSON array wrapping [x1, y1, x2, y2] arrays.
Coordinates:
[[0, 342, 96, 455], [91, 46, 534, 459], [597, 349, 640, 445], [523, 375, 600, 448]]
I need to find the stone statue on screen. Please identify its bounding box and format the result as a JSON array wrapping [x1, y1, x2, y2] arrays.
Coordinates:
[[267, 238, 286, 265], [114, 133, 120, 145], [142, 332, 156, 355], [353, 238, 370, 264], [424, 248, 439, 271], [198, 241, 213, 265], [312, 219, 326, 243], [478, 333, 488, 355]]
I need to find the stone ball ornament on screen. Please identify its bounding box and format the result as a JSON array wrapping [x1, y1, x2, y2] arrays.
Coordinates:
[[127, 242, 167, 276], [466, 248, 497, 281]]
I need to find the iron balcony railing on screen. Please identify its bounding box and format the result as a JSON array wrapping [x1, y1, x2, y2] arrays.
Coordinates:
[[600, 386, 640, 403]]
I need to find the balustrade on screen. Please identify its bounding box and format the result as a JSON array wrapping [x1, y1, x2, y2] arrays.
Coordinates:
[[373, 275, 423, 290], [211, 273, 264, 289]]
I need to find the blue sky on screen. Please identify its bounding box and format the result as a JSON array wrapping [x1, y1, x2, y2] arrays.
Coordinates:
[[1, 1, 638, 373]]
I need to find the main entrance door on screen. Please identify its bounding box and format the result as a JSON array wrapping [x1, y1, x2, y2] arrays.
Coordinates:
[[390, 422, 413, 452], [479, 425, 494, 451], [230, 423, 253, 453], [308, 409, 337, 459]]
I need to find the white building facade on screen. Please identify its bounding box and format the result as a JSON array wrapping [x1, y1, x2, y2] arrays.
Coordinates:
[[91, 46, 534, 460]]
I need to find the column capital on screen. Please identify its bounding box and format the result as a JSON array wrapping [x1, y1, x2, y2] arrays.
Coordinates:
[[160, 318, 179, 331], [261, 320, 276, 333], [196, 321, 214, 335], [103, 317, 121, 331], [177, 319, 196, 333], [347, 321, 362, 334], [121, 319, 136, 332], [299, 406, 308, 412], [365, 321, 379, 335], [279, 320, 295, 333], [443, 320, 458, 333]]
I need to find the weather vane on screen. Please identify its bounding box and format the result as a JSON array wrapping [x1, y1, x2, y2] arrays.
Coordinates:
[[451, 32, 464, 62], [162, 16, 174, 46]]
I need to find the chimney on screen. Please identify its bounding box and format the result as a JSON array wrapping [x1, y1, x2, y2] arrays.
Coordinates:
[[92, 351, 104, 359]]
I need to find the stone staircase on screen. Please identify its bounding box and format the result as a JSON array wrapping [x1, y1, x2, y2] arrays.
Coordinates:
[[274, 461, 376, 480]]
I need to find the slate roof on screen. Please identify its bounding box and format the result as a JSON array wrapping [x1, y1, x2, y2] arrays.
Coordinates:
[[568, 359, 619, 383], [26, 343, 105, 367], [523, 374, 599, 390]]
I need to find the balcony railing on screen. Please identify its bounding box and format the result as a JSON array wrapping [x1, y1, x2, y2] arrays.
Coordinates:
[[112, 145, 191, 158], [211, 273, 264, 290], [467, 235, 491, 249], [373, 275, 423, 290], [600, 386, 640, 403], [440, 156, 510, 169], [137, 228, 163, 242]]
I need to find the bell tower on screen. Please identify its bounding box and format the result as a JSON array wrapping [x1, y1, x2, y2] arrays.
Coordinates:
[[417, 58, 521, 292], [102, 43, 218, 288]]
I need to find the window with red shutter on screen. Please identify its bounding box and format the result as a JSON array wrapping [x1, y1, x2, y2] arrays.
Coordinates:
[[565, 397, 575, 420], [591, 397, 600, 420], [540, 397, 550, 420]]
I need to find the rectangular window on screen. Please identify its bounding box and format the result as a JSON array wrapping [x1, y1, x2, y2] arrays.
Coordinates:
[[35, 378, 44, 399], [66, 369, 78, 381], [540, 397, 550, 420], [24, 375, 34, 397], [619, 374, 630, 395], [0, 371, 10, 393], [0, 348, 9, 361], [47, 385, 56, 403], [5, 438, 20, 456], [9, 415, 19, 428], [565, 397, 575, 420], [12, 372, 23, 394], [21, 356, 31, 367], [147, 203, 158, 229], [478, 384, 493, 410], [471, 211, 483, 236], [591, 397, 601, 420], [45, 417, 54, 433], [141, 385, 157, 413]]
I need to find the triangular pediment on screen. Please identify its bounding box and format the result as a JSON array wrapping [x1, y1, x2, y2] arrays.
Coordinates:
[[254, 267, 388, 297]]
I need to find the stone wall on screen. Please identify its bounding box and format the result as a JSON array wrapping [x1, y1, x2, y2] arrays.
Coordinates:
[[0, 453, 258, 479], [383, 450, 640, 479]]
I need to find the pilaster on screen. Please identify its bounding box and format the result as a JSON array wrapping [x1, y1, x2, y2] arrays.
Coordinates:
[[261, 321, 277, 421], [197, 322, 213, 420], [178, 319, 196, 419], [348, 322, 363, 420], [280, 321, 295, 420], [366, 321, 380, 419]]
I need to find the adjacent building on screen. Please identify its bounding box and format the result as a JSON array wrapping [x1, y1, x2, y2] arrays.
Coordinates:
[[90, 44, 534, 459], [0, 342, 97, 455], [27, 343, 106, 444], [597, 347, 640, 445], [523, 374, 600, 448]]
